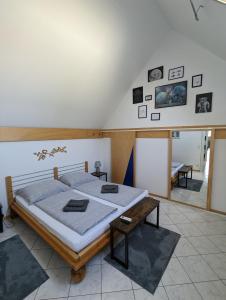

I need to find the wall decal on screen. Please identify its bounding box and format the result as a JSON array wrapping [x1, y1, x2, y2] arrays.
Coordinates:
[[155, 81, 187, 109], [145, 95, 152, 101], [148, 66, 164, 82], [168, 66, 184, 80], [151, 113, 160, 121], [192, 74, 203, 88], [34, 146, 67, 161], [133, 87, 143, 104], [195, 92, 212, 113], [138, 105, 147, 119]]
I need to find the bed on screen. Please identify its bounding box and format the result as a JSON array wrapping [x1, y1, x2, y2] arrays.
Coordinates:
[[171, 161, 184, 189], [5, 161, 148, 283]]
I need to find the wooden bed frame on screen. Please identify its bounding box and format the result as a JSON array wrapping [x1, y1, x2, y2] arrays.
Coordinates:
[[5, 161, 110, 283]]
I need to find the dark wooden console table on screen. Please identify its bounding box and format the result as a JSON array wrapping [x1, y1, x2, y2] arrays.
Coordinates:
[[110, 197, 160, 269], [177, 165, 193, 189]]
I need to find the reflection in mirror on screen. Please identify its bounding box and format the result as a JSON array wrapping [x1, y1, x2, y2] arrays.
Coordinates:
[[171, 130, 211, 208]]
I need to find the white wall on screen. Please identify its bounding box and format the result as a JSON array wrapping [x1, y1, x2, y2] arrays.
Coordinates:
[[0, 0, 169, 128], [105, 31, 226, 129], [135, 139, 168, 197], [172, 131, 205, 171], [211, 140, 226, 213], [0, 138, 111, 213]]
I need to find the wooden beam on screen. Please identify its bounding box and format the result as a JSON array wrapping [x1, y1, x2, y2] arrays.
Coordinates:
[[136, 130, 169, 138], [207, 129, 215, 211], [0, 127, 102, 142], [215, 128, 226, 139]]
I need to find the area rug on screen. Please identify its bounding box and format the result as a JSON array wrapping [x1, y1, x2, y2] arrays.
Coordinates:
[[105, 224, 180, 294], [0, 235, 49, 300], [178, 178, 203, 192]]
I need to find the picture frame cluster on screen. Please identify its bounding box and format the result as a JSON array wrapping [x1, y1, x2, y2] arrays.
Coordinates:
[[133, 64, 213, 120]]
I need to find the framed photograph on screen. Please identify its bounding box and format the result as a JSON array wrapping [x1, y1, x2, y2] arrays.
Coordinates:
[[151, 113, 160, 121], [155, 81, 187, 109], [138, 105, 147, 119], [133, 87, 143, 104], [192, 74, 203, 88], [168, 66, 184, 80], [195, 92, 212, 113], [145, 95, 152, 101], [148, 66, 164, 82]]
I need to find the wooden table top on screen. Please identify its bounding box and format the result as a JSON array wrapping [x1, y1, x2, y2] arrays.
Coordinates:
[[110, 197, 159, 234], [179, 165, 192, 173]]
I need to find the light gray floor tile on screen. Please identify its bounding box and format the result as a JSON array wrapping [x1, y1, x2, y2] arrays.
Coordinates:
[[102, 290, 134, 300], [188, 236, 220, 254], [195, 280, 226, 300], [167, 213, 190, 224], [20, 231, 39, 249], [69, 265, 101, 296], [102, 263, 132, 293], [198, 222, 226, 235], [174, 238, 198, 257], [134, 287, 168, 300], [184, 212, 206, 223], [32, 237, 52, 250], [161, 258, 191, 285], [165, 283, 202, 300], [161, 204, 181, 214], [179, 255, 219, 282], [69, 294, 101, 300], [202, 253, 226, 279], [176, 223, 202, 237], [201, 212, 226, 223], [35, 267, 70, 299], [47, 252, 68, 268], [31, 248, 53, 269], [208, 235, 226, 252]]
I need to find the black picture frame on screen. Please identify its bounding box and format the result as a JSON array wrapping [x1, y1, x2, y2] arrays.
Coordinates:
[[148, 66, 164, 82], [195, 92, 212, 113], [138, 105, 147, 119], [145, 95, 152, 101], [192, 74, 203, 88], [151, 113, 160, 121], [155, 81, 187, 109], [133, 87, 143, 104], [168, 66, 184, 80]]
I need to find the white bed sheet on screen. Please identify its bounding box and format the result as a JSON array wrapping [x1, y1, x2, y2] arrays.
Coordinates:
[[171, 163, 184, 177], [16, 189, 148, 252]]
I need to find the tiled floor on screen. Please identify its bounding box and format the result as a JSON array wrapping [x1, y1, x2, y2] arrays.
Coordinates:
[[1, 199, 226, 300]]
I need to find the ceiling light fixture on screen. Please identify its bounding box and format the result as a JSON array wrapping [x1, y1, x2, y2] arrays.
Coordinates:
[[190, 0, 226, 22], [216, 0, 226, 4]]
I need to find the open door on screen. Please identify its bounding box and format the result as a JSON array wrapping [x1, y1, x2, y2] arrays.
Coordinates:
[[111, 131, 136, 186]]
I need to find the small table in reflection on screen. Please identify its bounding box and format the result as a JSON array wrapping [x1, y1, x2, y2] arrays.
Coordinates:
[[91, 172, 107, 182], [177, 165, 193, 189]]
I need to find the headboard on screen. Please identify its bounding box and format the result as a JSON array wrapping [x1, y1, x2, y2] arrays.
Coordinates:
[[53, 161, 88, 180], [5, 161, 88, 207]]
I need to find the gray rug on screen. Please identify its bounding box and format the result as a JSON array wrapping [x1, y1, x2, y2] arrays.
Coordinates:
[[0, 235, 49, 300], [105, 224, 180, 294], [178, 178, 203, 192]]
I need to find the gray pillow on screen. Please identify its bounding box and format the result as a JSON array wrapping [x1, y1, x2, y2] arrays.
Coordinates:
[[15, 179, 71, 205], [59, 171, 97, 188]]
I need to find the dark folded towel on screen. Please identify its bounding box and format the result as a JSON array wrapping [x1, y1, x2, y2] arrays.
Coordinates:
[[67, 199, 89, 207], [63, 199, 89, 212], [101, 184, 119, 194]]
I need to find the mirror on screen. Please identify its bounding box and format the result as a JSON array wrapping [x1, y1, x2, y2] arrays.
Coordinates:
[[170, 130, 211, 208]]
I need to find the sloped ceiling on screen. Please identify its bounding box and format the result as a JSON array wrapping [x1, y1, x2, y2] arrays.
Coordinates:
[[0, 0, 169, 128], [157, 0, 226, 61]]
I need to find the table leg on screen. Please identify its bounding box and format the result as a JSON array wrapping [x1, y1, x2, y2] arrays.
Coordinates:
[[125, 234, 129, 269], [157, 204, 159, 228], [185, 173, 188, 188], [110, 227, 114, 259], [105, 174, 107, 182]]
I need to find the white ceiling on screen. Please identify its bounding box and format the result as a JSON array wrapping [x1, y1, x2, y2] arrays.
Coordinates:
[[0, 0, 169, 128], [157, 0, 226, 61]]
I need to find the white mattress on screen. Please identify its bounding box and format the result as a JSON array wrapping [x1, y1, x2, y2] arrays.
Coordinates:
[[171, 163, 184, 177], [16, 189, 148, 252]]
